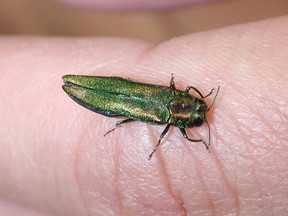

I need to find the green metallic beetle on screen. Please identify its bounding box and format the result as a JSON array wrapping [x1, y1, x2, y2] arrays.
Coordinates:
[[62, 74, 220, 159]]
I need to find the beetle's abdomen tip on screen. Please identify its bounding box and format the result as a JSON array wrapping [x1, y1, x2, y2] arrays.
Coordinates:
[[62, 74, 74, 82], [62, 84, 72, 96]]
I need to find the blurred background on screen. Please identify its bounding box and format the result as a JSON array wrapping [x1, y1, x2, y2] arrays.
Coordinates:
[[0, 0, 287, 42]]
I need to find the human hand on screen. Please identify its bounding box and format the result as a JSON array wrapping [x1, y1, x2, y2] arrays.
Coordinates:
[[0, 6, 287, 216]]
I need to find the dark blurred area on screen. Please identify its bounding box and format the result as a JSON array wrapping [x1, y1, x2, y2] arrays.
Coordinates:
[[0, 0, 287, 42]]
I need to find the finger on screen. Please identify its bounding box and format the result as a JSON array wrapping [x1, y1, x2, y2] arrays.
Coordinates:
[[1, 16, 288, 216], [0, 199, 50, 216]]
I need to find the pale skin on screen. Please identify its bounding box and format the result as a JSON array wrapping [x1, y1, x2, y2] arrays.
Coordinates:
[[0, 17, 288, 216]]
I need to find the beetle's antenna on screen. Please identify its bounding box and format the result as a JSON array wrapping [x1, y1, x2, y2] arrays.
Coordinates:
[[205, 119, 211, 150], [207, 86, 220, 112]]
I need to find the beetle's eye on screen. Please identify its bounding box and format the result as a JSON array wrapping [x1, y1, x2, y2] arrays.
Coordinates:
[[194, 117, 204, 126], [197, 103, 207, 113]]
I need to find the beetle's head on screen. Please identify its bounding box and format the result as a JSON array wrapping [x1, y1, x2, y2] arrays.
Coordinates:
[[191, 99, 207, 127], [169, 94, 209, 128]]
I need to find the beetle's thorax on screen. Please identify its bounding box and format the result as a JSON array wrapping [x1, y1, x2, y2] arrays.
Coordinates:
[[168, 91, 207, 128]]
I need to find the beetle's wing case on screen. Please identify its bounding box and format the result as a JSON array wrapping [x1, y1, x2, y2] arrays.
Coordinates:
[[62, 75, 174, 124]]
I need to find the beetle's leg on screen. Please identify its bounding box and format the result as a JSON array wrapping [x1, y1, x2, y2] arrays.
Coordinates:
[[203, 88, 215, 98], [185, 85, 216, 99], [207, 86, 220, 111], [104, 118, 136, 136], [185, 86, 204, 98], [169, 74, 176, 89], [179, 128, 210, 152], [148, 124, 171, 160]]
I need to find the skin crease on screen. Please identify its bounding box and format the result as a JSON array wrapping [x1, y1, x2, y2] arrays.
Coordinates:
[[0, 17, 288, 216], [58, 0, 214, 10]]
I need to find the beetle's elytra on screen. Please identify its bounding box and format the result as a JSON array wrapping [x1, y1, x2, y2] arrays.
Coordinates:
[[62, 74, 220, 159]]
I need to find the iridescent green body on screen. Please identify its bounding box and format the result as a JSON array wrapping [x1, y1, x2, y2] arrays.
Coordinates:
[[62, 75, 219, 159]]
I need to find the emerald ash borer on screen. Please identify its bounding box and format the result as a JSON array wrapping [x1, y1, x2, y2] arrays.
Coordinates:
[[62, 74, 220, 160]]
